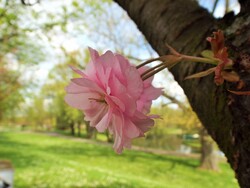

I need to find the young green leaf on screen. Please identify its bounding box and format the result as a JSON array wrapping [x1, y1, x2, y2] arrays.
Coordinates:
[[201, 50, 214, 59], [184, 67, 216, 80]]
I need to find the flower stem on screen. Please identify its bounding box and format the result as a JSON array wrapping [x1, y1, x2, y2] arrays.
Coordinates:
[[141, 61, 179, 81], [142, 64, 167, 80], [181, 55, 219, 65], [140, 62, 166, 78], [136, 57, 162, 69]]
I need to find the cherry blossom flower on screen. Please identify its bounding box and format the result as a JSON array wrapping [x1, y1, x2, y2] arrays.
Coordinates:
[[65, 48, 162, 153]]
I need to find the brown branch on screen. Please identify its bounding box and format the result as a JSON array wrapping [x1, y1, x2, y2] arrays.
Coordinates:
[[21, 0, 40, 6], [212, 0, 219, 15], [162, 92, 188, 111]]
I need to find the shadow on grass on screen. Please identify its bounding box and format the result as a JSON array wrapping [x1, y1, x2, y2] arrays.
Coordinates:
[[0, 132, 198, 171], [0, 134, 44, 169]]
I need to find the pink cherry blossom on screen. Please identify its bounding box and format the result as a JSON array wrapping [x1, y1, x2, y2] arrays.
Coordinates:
[[65, 48, 162, 153]]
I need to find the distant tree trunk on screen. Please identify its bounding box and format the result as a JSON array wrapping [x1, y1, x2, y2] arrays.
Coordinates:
[[69, 123, 75, 136], [77, 123, 81, 137], [199, 127, 219, 171], [86, 122, 96, 139], [106, 131, 113, 143], [114, 0, 250, 186]]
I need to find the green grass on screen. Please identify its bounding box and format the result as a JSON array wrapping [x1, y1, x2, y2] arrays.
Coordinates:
[[0, 132, 239, 188]]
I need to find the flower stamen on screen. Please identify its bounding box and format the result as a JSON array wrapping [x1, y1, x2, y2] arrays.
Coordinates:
[[89, 98, 106, 103]]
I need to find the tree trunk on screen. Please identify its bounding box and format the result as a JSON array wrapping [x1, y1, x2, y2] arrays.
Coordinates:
[[114, 0, 250, 187], [70, 123, 75, 136], [77, 122, 81, 137], [199, 127, 219, 171], [86, 122, 97, 139], [106, 131, 113, 143]]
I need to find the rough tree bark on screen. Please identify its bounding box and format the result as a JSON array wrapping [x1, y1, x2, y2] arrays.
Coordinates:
[[114, 0, 250, 187]]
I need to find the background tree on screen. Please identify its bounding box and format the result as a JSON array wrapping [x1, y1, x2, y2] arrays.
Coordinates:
[[0, 0, 43, 123], [114, 0, 250, 186], [40, 50, 85, 135], [0, 66, 23, 122], [163, 94, 219, 171]]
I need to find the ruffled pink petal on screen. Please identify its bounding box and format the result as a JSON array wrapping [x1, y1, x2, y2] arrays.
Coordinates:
[[125, 66, 143, 100], [95, 107, 113, 132], [108, 75, 137, 116], [107, 96, 125, 112], [119, 94, 137, 116], [69, 66, 86, 77], [124, 118, 140, 138], [71, 78, 103, 93], [109, 74, 126, 96], [137, 101, 152, 114], [114, 54, 130, 71], [112, 112, 124, 153], [65, 93, 100, 110], [98, 50, 118, 70], [88, 47, 99, 61], [85, 103, 108, 127], [137, 86, 162, 113], [65, 82, 88, 94], [142, 86, 162, 100], [132, 111, 155, 133]]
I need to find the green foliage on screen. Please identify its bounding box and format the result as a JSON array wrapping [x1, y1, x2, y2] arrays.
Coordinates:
[[201, 50, 214, 59], [0, 66, 23, 121], [38, 50, 88, 130], [0, 0, 54, 122], [0, 1, 45, 64], [0, 132, 239, 188], [23, 95, 48, 129]]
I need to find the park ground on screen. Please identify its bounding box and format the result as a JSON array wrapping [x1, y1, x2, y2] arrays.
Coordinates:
[[0, 131, 239, 188]]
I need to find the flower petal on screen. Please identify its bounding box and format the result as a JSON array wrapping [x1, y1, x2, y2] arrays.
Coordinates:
[[88, 47, 99, 61], [69, 66, 86, 77], [71, 78, 103, 93], [85, 102, 108, 126], [126, 66, 143, 99], [65, 82, 88, 94], [95, 107, 113, 132], [124, 118, 140, 138], [64, 93, 99, 110]]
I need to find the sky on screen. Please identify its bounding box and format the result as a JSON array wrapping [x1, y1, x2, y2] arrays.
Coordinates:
[[199, 0, 240, 17]]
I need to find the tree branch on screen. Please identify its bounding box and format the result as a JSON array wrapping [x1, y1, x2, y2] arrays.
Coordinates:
[[162, 92, 188, 111]]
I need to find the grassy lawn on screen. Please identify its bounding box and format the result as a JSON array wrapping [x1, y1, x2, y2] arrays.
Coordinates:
[[0, 132, 239, 188]]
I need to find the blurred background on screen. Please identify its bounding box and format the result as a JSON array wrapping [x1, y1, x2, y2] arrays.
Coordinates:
[[0, 0, 240, 187]]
